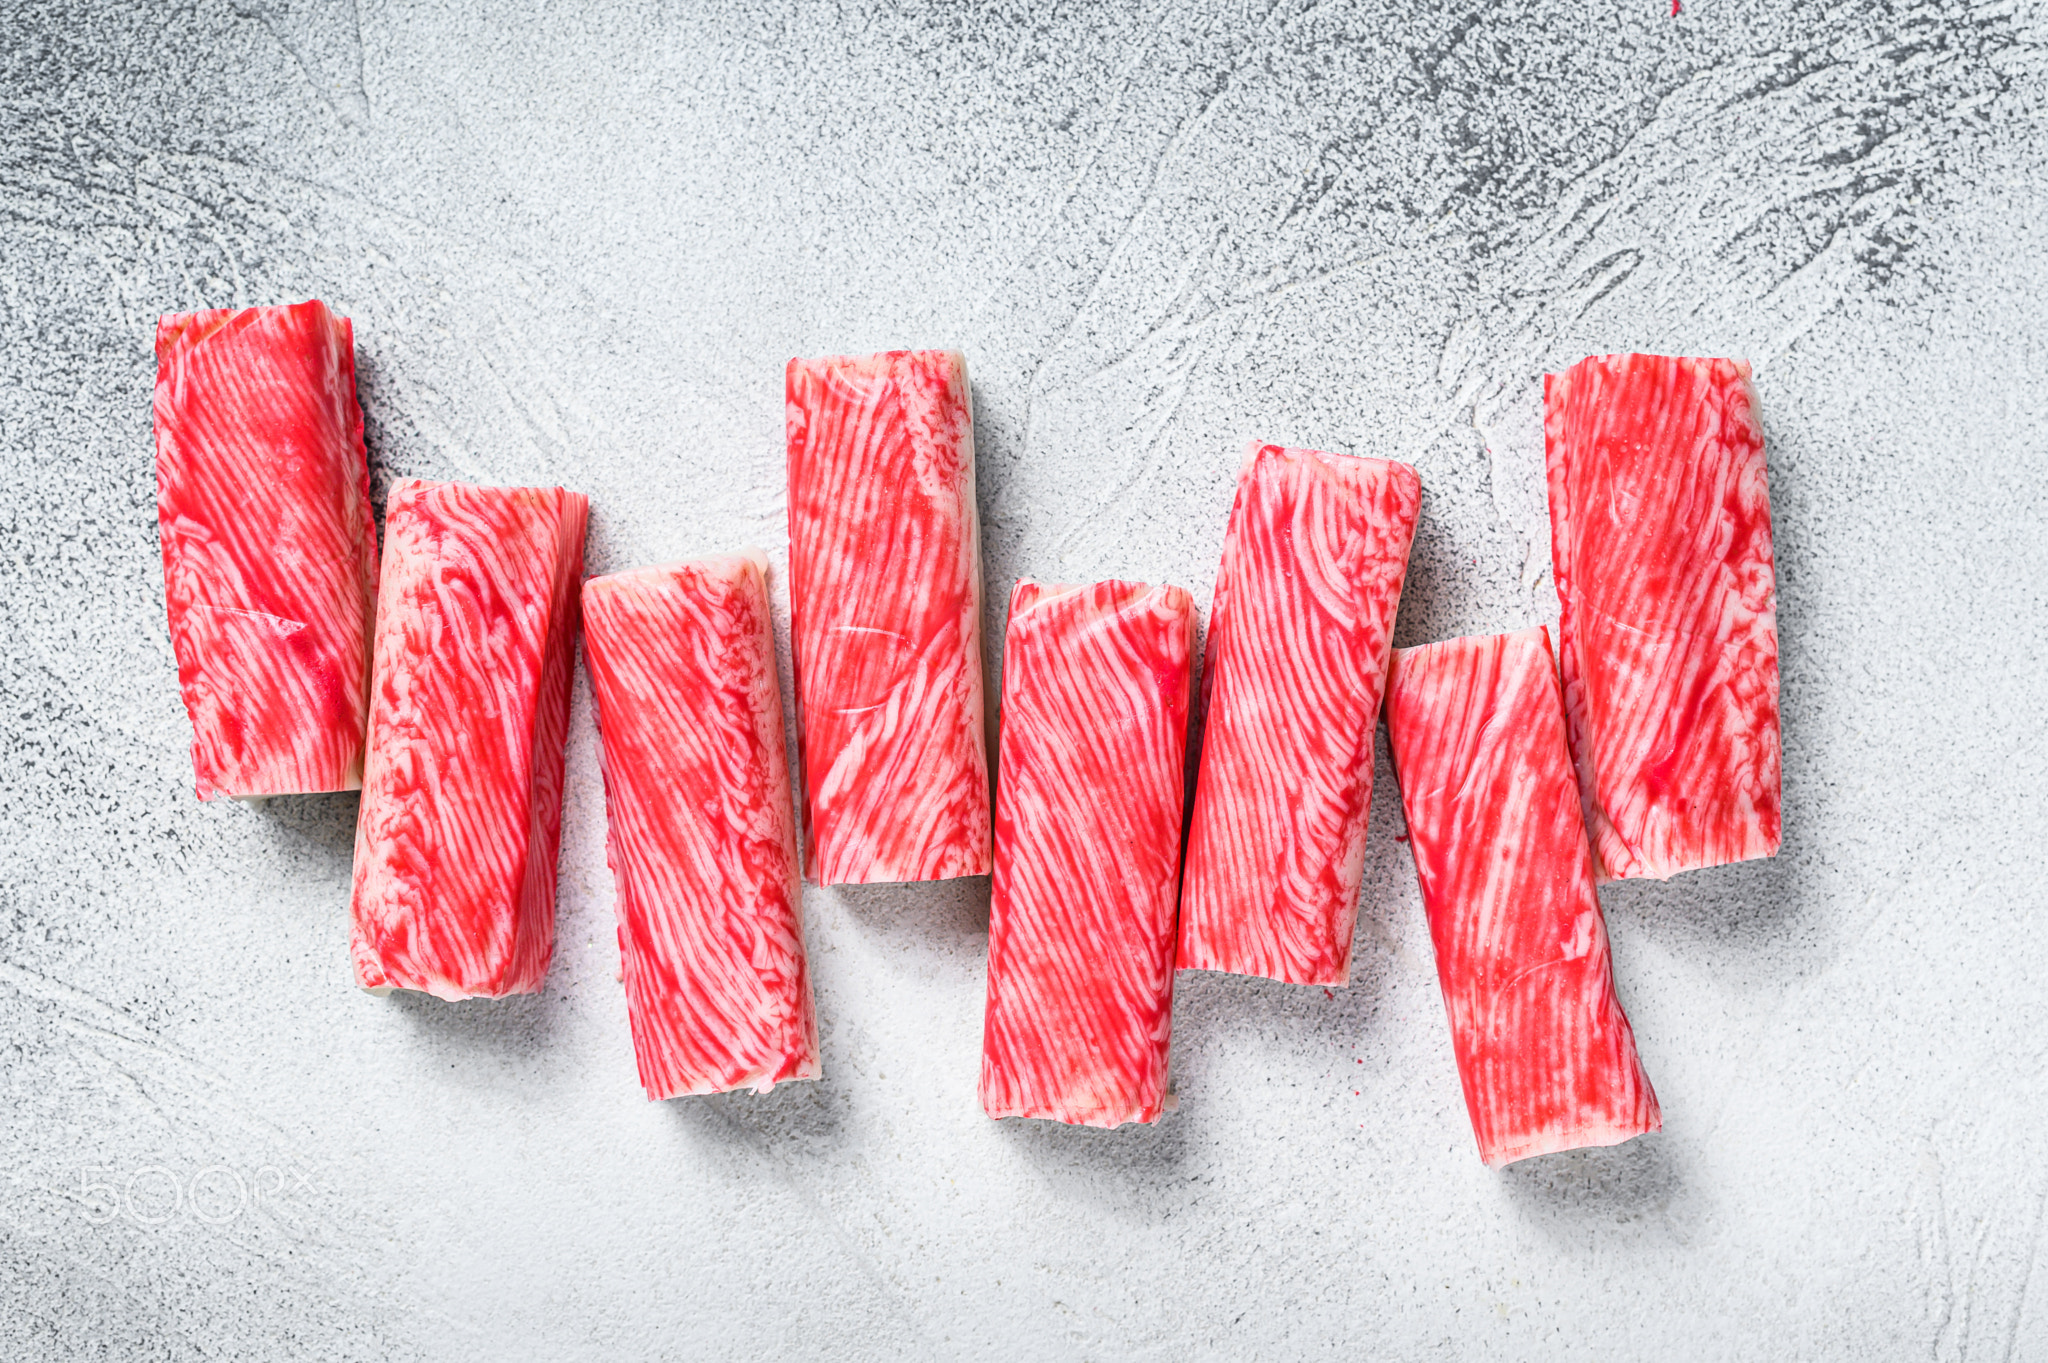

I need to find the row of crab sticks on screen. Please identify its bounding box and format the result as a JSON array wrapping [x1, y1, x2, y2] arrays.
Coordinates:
[[1157, 355, 1775, 1163], [154, 309, 1779, 1162]]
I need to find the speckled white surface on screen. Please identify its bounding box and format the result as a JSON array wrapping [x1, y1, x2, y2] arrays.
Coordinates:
[[4, 2, 2048, 1358]]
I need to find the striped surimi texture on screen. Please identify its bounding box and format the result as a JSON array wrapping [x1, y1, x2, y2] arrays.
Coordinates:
[[1176, 442, 1421, 986], [1385, 627, 1660, 1167], [582, 554, 820, 1099], [1545, 353, 1781, 880], [981, 580, 1195, 1128], [152, 301, 377, 799], [350, 479, 587, 1000], [785, 349, 991, 885]]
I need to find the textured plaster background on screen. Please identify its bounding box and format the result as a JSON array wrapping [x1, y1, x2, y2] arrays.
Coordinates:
[[3, 0, 2047, 1358]]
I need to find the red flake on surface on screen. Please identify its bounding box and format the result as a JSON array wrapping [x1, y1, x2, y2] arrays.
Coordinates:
[[980, 580, 1195, 1129], [582, 553, 820, 1099], [1177, 442, 1421, 986], [1545, 353, 1781, 881], [152, 301, 377, 799], [350, 480, 587, 1001], [785, 350, 991, 886], [1385, 628, 1660, 1167]]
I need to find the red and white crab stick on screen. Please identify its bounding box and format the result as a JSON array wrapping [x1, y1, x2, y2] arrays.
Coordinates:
[[1384, 627, 1661, 1166], [582, 553, 820, 1099], [1545, 353, 1782, 880], [981, 580, 1196, 1128], [1177, 442, 1421, 986], [784, 349, 992, 886], [350, 479, 587, 1000], [152, 301, 378, 799]]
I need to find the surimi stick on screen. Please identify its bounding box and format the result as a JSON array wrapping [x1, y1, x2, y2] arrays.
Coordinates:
[[1176, 442, 1421, 986], [784, 349, 992, 886], [1384, 627, 1661, 1167], [152, 301, 378, 799], [980, 580, 1195, 1128], [582, 554, 820, 1099], [1545, 353, 1782, 880], [350, 479, 587, 1000]]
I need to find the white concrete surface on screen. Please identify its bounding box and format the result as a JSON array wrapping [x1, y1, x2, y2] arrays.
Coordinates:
[[3, 1, 2046, 1358]]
